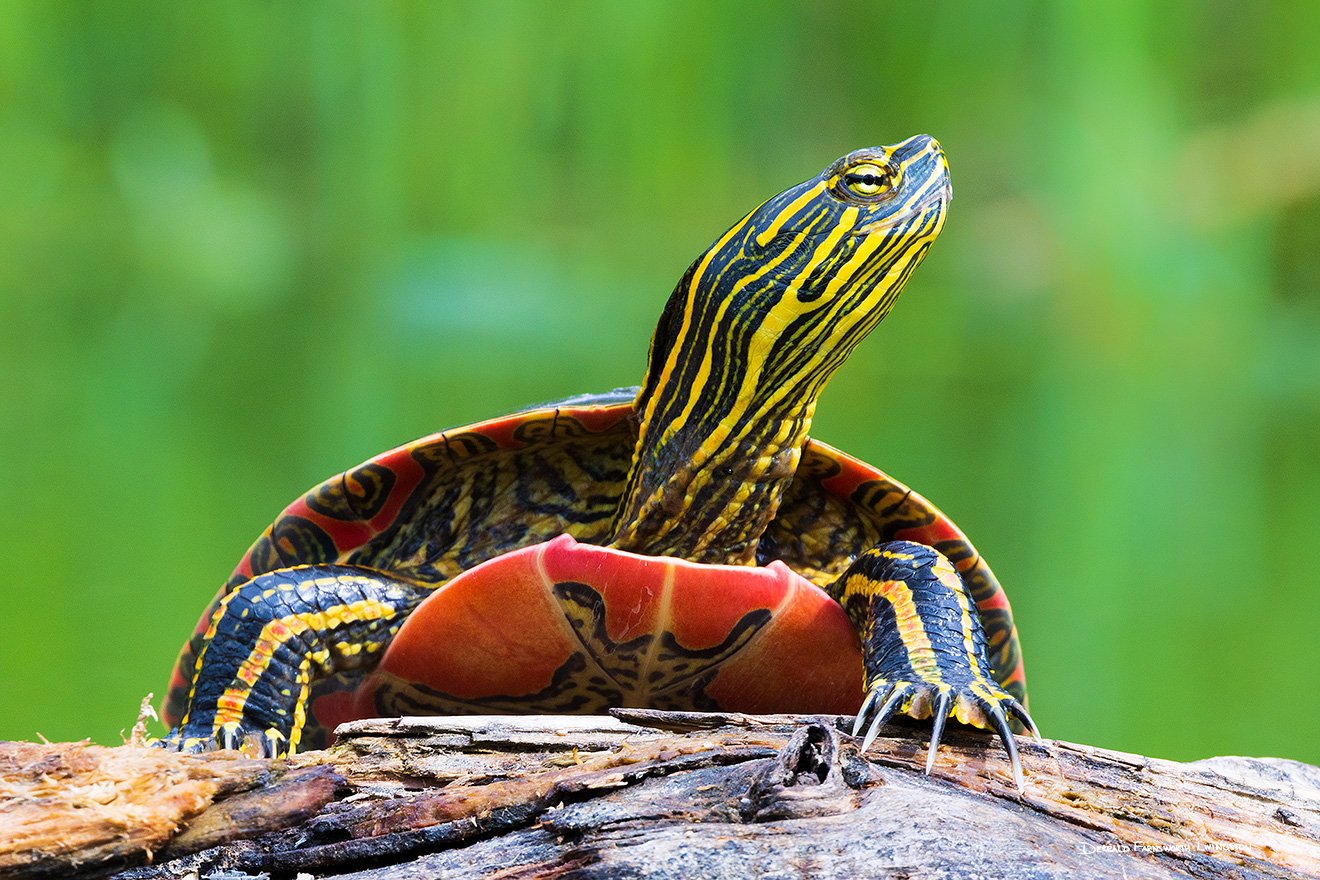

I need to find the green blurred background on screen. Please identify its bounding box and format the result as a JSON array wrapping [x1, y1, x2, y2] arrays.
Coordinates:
[[2, 1, 1318, 764]]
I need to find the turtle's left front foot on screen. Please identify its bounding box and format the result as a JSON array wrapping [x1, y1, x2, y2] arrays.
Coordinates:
[[852, 672, 1038, 790], [155, 720, 291, 758], [828, 541, 1040, 791]]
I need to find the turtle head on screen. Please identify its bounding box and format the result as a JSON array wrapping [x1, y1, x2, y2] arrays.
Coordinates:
[[613, 136, 951, 563], [630, 135, 950, 435], [636, 134, 951, 417]]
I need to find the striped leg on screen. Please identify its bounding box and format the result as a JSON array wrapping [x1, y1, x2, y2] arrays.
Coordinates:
[[827, 541, 1039, 790], [160, 565, 431, 756]]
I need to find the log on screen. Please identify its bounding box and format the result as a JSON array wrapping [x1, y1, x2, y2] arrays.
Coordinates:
[[2, 713, 1318, 879], [0, 740, 339, 878]]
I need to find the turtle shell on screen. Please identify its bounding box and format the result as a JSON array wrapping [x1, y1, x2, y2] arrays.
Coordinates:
[[164, 390, 1025, 742]]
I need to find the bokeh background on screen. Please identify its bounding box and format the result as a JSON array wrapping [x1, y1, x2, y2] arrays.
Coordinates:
[[2, 2, 1318, 765]]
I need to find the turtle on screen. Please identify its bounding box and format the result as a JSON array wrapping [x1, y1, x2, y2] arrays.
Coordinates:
[[161, 134, 1037, 786]]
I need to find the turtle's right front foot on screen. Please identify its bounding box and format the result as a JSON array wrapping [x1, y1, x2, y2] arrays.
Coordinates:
[[829, 541, 1040, 791]]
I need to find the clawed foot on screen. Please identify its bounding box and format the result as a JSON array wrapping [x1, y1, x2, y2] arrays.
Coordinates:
[[851, 677, 1040, 791], [154, 722, 290, 758]]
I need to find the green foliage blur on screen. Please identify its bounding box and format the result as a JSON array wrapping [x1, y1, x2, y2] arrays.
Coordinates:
[[2, 1, 1318, 765]]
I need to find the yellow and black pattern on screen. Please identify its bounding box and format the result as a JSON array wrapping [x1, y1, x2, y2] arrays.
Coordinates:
[[162, 565, 433, 755], [366, 657, 603, 718], [554, 578, 772, 707], [826, 541, 1037, 790], [610, 136, 951, 566], [306, 462, 398, 522], [358, 414, 634, 581]]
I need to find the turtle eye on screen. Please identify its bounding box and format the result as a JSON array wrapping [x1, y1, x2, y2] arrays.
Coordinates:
[[841, 163, 892, 198]]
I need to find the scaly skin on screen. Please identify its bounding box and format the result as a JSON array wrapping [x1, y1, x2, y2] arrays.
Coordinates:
[[162, 565, 431, 755]]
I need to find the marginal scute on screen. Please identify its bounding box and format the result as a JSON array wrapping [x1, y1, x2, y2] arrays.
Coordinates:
[[850, 479, 937, 539], [270, 516, 340, 566], [511, 412, 593, 444], [932, 539, 976, 570], [795, 446, 844, 480], [343, 461, 393, 522], [409, 431, 501, 472], [305, 480, 356, 521], [954, 558, 996, 603], [242, 531, 281, 581]]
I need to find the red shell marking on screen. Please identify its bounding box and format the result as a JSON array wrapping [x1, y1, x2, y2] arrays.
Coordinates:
[[331, 534, 863, 730]]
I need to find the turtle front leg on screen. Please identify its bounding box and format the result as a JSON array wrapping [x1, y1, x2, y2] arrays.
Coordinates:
[[160, 565, 431, 756], [826, 542, 1039, 790]]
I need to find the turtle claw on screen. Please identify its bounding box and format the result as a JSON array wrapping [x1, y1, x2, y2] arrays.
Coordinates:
[[213, 723, 261, 756], [151, 728, 210, 755], [854, 682, 913, 755], [924, 690, 952, 776], [850, 685, 883, 738], [155, 723, 290, 758], [215, 722, 289, 757], [1007, 699, 1043, 742], [985, 700, 1024, 792], [218, 722, 242, 751], [252, 728, 290, 758], [851, 677, 1038, 793]]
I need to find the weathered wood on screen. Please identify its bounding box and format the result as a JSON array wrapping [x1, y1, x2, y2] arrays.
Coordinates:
[[157, 763, 342, 860], [291, 713, 1316, 880], [4, 714, 1318, 879], [0, 740, 321, 879]]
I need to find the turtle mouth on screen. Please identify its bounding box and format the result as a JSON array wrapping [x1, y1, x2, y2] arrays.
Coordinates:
[[851, 177, 952, 237]]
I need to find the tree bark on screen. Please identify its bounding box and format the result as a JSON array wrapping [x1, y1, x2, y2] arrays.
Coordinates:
[[3, 713, 1318, 879]]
